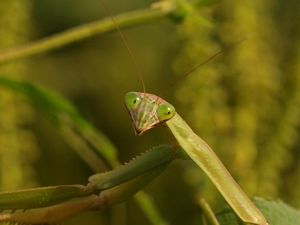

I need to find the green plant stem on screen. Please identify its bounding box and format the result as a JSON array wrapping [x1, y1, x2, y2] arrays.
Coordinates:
[[0, 6, 172, 65], [197, 197, 220, 225], [135, 192, 168, 225]]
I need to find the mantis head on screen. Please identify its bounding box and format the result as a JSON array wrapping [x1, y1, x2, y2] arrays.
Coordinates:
[[124, 92, 176, 135]]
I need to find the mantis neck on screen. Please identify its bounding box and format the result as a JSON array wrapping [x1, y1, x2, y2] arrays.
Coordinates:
[[166, 113, 268, 225]]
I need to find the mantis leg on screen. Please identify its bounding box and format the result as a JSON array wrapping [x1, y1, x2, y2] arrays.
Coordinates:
[[0, 145, 176, 224]]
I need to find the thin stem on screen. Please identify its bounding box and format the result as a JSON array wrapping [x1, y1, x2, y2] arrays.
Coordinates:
[[196, 197, 220, 225], [135, 192, 168, 225], [0, 6, 172, 65]]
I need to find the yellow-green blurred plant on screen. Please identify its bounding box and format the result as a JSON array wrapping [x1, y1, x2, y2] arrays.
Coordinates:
[[0, 0, 37, 190], [174, 0, 300, 208]]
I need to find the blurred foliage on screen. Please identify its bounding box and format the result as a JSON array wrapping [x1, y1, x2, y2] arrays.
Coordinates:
[[0, 0, 299, 225], [175, 0, 300, 213], [0, 0, 37, 190]]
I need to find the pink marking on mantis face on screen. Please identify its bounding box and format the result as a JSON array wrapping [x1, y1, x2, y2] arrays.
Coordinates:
[[124, 92, 176, 135]]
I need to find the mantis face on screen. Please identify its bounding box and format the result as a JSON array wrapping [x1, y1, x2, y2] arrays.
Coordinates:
[[124, 92, 176, 135]]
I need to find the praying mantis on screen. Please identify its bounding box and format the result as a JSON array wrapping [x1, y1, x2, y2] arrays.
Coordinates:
[[0, 1, 271, 225], [0, 81, 268, 225], [124, 92, 268, 225]]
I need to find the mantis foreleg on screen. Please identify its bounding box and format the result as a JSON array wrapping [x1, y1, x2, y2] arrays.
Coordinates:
[[0, 145, 176, 224]]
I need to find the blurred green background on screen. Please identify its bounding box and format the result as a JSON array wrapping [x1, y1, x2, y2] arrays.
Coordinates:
[[0, 0, 299, 224]]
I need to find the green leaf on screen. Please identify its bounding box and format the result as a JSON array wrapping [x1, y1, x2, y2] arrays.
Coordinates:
[[217, 197, 300, 225], [0, 75, 118, 168]]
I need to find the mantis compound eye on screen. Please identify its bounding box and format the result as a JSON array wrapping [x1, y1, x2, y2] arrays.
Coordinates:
[[124, 92, 141, 110], [157, 103, 176, 122]]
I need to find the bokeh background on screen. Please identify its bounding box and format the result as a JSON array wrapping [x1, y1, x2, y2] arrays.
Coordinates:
[[0, 0, 299, 224]]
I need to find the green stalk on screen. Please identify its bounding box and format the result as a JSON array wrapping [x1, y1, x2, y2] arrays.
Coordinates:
[[197, 197, 220, 225], [0, 4, 173, 65]]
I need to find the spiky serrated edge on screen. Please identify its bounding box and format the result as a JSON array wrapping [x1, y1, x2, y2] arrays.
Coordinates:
[[88, 144, 176, 190]]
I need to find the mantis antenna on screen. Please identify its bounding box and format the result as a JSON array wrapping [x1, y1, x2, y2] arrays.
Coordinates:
[[169, 38, 247, 87], [99, 0, 146, 93], [100, 0, 244, 92]]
